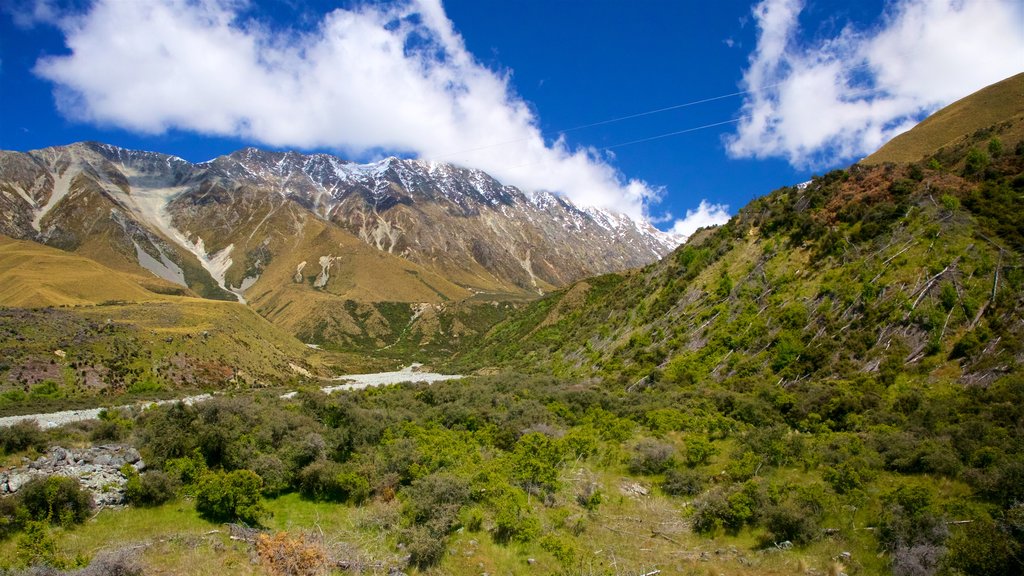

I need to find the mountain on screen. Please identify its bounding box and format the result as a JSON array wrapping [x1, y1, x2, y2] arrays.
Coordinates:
[[863, 71, 1024, 165], [0, 142, 674, 352]]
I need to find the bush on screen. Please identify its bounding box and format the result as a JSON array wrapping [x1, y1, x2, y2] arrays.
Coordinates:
[[684, 435, 716, 466], [402, 473, 470, 529], [628, 438, 675, 475], [401, 525, 446, 569], [661, 467, 706, 497], [0, 420, 45, 454], [692, 487, 756, 534], [296, 460, 369, 504], [943, 517, 1022, 576], [762, 501, 819, 545], [510, 432, 563, 491], [123, 466, 178, 507], [17, 476, 93, 527], [195, 470, 267, 525], [250, 454, 290, 497], [1, 495, 22, 540]]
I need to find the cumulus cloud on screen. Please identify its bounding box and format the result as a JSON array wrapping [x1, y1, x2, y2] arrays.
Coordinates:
[[667, 200, 731, 239], [29, 0, 690, 222], [727, 0, 1024, 168]]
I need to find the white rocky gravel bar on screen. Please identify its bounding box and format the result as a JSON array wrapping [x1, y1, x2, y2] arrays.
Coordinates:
[[2, 365, 463, 427], [0, 394, 212, 430]]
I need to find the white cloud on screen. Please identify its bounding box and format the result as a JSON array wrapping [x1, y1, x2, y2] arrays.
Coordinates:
[[668, 200, 731, 239], [727, 0, 1024, 168], [31, 0, 674, 221], [6, 0, 59, 29]]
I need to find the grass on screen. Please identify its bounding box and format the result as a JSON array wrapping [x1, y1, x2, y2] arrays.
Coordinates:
[[0, 235, 167, 308]]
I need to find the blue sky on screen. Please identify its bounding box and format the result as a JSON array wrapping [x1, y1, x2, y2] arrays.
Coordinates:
[[2, 0, 1022, 236]]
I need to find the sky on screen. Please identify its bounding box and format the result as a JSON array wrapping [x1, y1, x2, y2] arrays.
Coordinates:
[[1, 0, 1022, 238]]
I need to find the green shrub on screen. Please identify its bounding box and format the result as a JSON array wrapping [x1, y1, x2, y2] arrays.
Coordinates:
[[17, 476, 93, 527], [296, 460, 370, 504], [628, 438, 675, 475], [684, 435, 716, 466], [823, 462, 863, 494], [761, 499, 820, 546], [943, 516, 1021, 576], [661, 467, 706, 497], [401, 525, 446, 568], [402, 473, 470, 528], [122, 466, 178, 507], [492, 501, 541, 543], [510, 432, 563, 491], [0, 420, 45, 454], [195, 470, 267, 526]]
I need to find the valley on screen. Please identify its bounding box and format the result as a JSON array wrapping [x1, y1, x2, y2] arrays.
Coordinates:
[[0, 73, 1022, 576]]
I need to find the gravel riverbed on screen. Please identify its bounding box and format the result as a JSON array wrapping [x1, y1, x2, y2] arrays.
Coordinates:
[[1, 365, 462, 428]]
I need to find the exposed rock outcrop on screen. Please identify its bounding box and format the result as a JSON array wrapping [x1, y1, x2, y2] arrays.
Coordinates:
[[0, 444, 144, 506]]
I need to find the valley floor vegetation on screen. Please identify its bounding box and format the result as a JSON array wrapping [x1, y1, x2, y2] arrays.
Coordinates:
[[0, 367, 1021, 575]]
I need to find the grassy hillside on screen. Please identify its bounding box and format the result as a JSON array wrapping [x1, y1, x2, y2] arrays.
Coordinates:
[[864, 72, 1024, 165], [0, 235, 176, 307], [0, 296, 343, 415]]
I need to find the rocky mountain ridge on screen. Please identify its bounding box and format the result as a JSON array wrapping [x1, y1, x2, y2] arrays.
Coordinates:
[[0, 142, 676, 304]]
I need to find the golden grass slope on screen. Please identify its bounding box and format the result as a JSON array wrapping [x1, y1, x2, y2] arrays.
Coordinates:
[[864, 72, 1024, 165], [0, 234, 166, 307]]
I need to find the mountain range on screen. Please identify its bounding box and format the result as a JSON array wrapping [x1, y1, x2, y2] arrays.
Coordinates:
[[0, 141, 676, 354]]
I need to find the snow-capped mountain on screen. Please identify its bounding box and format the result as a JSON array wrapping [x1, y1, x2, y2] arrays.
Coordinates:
[[1, 142, 676, 302]]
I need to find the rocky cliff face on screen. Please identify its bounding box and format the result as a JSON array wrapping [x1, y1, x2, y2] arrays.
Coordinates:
[[0, 142, 676, 301]]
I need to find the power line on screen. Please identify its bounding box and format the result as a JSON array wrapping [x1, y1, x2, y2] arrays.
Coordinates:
[[558, 87, 775, 134], [600, 117, 747, 151], [431, 84, 762, 161], [503, 116, 747, 171]]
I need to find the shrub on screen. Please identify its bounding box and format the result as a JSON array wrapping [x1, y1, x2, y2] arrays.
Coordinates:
[[492, 501, 541, 543], [963, 147, 989, 177], [943, 517, 1022, 576], [691, 487, 756, 534], [296, 460, 369, 504], [628, 438, 675, 475], [402, 473, 470, 529], [684, 435, 716, 466], [122, 466, 178, 507], [17, 476, 93, 527], [195, 470, 267, 525], [762, 501, 819, 545], [823, 462, 863, 494], [510, 432, 563, 491], [251, 454, 291, 497], [0, 495, 22, 540], [661, 467, 706, 497], [1, 420, 45, 454], [401, 525, 446, 569]]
